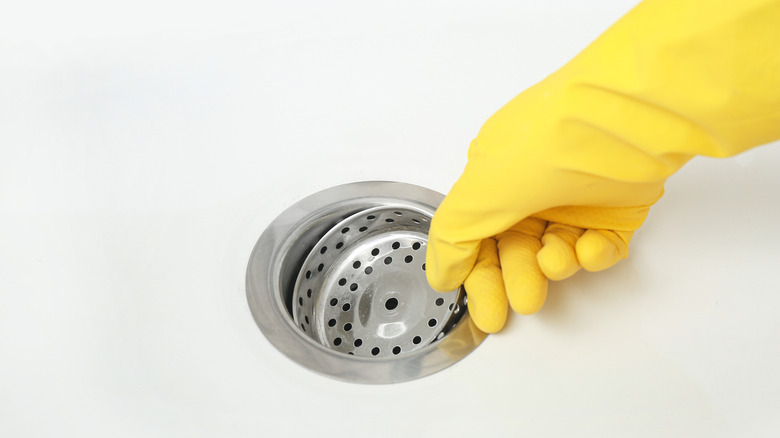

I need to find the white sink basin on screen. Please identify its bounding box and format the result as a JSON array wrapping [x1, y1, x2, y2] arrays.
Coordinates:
[[2, 1, 779, 436]]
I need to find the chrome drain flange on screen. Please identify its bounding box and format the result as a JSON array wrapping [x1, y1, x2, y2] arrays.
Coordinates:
[[246, 181, 485, 384]]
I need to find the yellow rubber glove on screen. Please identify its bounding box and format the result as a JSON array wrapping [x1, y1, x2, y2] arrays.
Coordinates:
[[427, 0, 780, 333]]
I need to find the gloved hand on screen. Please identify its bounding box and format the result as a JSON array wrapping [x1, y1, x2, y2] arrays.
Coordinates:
[[426, 0, 780, 333]]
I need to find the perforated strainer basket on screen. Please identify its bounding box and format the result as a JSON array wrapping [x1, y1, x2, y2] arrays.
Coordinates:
[[292, 206, 463, 358], [246, 181, 485, 384]]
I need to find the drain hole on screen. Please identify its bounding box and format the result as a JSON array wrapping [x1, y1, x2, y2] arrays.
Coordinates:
[[385, 298, 399, 310], [248, 184, 487, 382], [286, 207, 467, 362]]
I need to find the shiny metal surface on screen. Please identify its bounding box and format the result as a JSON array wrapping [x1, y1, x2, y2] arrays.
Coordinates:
[[292, 205, 463, 357], [246, 181, 486, 384]]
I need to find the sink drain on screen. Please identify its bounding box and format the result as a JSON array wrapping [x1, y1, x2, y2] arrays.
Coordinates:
[[246, 181, 485, 384], [293, 205, 463, 358]]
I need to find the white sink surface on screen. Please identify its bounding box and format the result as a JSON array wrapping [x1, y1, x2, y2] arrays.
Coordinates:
[[2, 1, 779, 436]]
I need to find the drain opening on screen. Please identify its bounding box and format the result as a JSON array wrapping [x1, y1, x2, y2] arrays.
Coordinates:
[[246, 181, 486, 384]]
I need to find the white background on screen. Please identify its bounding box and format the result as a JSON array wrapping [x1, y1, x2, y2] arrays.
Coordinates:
[[2, 1, 779, 436]]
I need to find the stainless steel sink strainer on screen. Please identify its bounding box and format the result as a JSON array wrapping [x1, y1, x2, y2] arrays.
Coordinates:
[[246, 181, 485, 384], [293, 205, 463, 358]]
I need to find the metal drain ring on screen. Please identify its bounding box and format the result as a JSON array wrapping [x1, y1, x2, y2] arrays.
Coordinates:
[[246, 181, 486, 384]]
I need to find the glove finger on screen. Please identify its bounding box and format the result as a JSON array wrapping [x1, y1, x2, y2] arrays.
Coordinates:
[[496, 218, 548, 315], [537, 223, 585, 281], [462, 238, 508, 333], [575, 229, 634, 272]]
